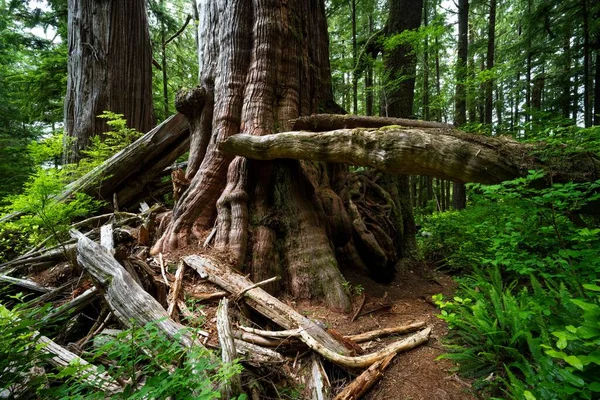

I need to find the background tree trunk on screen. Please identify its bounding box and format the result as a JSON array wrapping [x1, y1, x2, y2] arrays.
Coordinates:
[[64, 0, 155, 163], [484, 0, 496, 126]]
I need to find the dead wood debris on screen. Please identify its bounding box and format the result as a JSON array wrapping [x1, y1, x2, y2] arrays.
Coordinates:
[[0, 206, 432, 400]]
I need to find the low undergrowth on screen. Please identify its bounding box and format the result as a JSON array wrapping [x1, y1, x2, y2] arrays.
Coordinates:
[[0, 298, 243, 399], [0, 112, 141, 263], [421, 171, 600, 399]]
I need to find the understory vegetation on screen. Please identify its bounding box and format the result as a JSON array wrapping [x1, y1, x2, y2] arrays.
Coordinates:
[[0, 113, 140, 263], [420, 128, 600, 399], [0, 299, 242, 399]]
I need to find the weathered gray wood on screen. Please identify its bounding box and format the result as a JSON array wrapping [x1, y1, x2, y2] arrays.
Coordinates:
[[100, 222, 114, 253], [184, 255, 432, 368], [38, 335, 122, 393], [167, 261, 186, 319], [0, 275, 54, 293], [183, 255, 351, 356], [72, 230, 196, 348], [347, 321, 427, 343], [0, 245, 76, 274], [216, 299, 242, 398], [43, 287, 99, 323], [299, 354, 331, 400], [0, 114, 189, 224], [233, 339, 287, 365], [63, 114, 190, 205], [220, 128, 600, 185]]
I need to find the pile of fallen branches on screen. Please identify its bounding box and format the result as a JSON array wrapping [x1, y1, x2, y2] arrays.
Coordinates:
[[0, 205, 431, 399]]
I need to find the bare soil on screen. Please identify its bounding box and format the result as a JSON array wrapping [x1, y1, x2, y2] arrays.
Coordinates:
[[295, 262, 478, 400]]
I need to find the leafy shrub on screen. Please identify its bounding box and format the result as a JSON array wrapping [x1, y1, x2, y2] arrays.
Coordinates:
[[0, 298, 52, 399], [0, 112, 143, 262], [1, 301, 244, 399], [424, 172, 600, 399], [542, 284, 600, 399], [50, 320, 244, 399]]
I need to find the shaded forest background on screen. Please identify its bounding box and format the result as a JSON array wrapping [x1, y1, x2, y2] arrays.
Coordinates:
[[1, 0, 600, 399]]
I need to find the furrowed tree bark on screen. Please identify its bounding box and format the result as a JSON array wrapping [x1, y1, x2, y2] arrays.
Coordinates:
[[219, 127, 600, 184], [153, 0, 352, 310], [64, 0, 155, 163]]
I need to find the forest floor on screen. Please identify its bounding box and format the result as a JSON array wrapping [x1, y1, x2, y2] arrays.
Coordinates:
[[304, 264, 478, 400], [28, 246, 477, 399], [182, 258, 478, 399]]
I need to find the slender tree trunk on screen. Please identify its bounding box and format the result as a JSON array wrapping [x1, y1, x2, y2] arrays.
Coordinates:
[[64, 0, 155, 163], [352, 0, 358, 114], [384, 0, 424, 118], [582, 0, 592, 127], [484, 0, 496, 126], [435, 33, 442, 122], [382, 0, 424, 257], [454, 0, 468, 125], [594, 5, 600, 126], [365, 14, 375, 117], [561, 21, 572, 120], [422, 0, 430, 121], [467, 23, 476, 123], [160, 0, 169, 118], [525, 0, 532, 130], [452, 0, 468, 209]]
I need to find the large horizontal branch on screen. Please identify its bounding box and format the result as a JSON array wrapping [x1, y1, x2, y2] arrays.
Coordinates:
[[292, 114, 453, 131], [219, 127, 522, 184], [220, 127, 600, 185]]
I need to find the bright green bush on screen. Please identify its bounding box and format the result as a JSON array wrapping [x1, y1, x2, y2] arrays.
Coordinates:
[[0, 301, 245, 399], [425, 171, 600, 399], [0, 112, 144, 263]]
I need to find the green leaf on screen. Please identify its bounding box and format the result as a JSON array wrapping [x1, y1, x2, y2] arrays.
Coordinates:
[[564, 355, 584, 371], [523, 390, 536, 400]]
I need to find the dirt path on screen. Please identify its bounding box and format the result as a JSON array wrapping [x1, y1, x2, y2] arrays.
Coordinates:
[[296, 264, 476, 400]]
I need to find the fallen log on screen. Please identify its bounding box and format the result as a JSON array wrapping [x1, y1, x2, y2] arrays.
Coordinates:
[[42, 287, 100, 323], [333, 353, 395, 400], [25, 277, 80, 308], [0, 275, 55, 293], [72, 230, 196, 348], [299, 354, 331, 400], [184, 255, 431, 368], [233, 339, 287, 365], [184, 255, 351, 356], [219, 127, 600, 184], [38, 334, 123, 393], [0, 114, 190, 224], [0, 245, 76, 274], [292, 113, 452, 131], [216, 298, 242, 398]]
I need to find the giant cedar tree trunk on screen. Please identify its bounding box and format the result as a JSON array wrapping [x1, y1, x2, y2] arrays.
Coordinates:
[[153, 0, 354, 310], [64, 0, 155, 163]]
